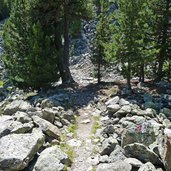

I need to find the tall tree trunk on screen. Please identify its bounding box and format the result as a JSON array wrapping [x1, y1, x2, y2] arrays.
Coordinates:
[[97, 46, 102, 84], [62, 1, 74, 84], [54, 23, 66, 83], [127, 61, 131, 89], [139, 63, 144, 83]]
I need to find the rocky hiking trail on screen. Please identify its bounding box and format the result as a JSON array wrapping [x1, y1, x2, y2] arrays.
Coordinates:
[[0, 63, 171, 171], [70, 107, 96, 171], [1, 27, 171, 170]]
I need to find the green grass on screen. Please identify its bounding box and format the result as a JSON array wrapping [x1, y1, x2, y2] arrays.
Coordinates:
[[91, 116, 101, 134], [92, 167, 97, 171], [60, 143, 75, 162], [67, 123, 78, 137]]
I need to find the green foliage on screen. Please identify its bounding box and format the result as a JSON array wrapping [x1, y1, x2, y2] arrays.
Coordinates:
[[104, 0, 158, 86], [3, 0, 61, 89], [67, 123, 77, 137], [60, 142, 75, 162], [91, 0, 112, 83], [91, 116, 101, 134]]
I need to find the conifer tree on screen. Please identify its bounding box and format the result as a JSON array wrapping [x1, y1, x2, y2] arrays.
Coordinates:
[[92, 0, 111, 84], [154, 0, 171, 81], [3, 0, 60, 89], [105, 0, 157, 88], [30, 0, 93, 84]]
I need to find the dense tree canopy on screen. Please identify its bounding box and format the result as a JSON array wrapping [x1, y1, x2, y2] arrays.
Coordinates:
[[0, 0, 171, 89]]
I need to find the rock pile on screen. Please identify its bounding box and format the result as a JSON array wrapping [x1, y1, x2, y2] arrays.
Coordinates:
[[0, 92, 74, 171], [94, 95, 171, 171]]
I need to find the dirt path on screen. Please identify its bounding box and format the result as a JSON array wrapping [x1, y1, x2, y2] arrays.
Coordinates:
[[70, 107, 97, 171]]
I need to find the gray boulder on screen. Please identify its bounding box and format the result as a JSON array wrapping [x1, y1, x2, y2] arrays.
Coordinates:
[[121, 121, 156, 147], [33, 145, 71, 171], [42, 108, 56, 123], [159, 131, 171, 171], [105, 96, 120, 106], [114, 105, 131, 118], [4, 100, 31, 115], [0, 115, 14, 138], [97, 161, 132, 171], [138, 162, 156, 171], [107, 104, 120, 113], [14, 111, 32, 123], [124, 143, 162, 165], [100, 137, 118, 156], [108, 145, 127, 163], [119, 98, 130, 106], [124, 158, 143, 168], [161, 108, 171, 118], [32, 116, 61, 140], [0, 115, 33, 137], [0, 128, 45, 170]]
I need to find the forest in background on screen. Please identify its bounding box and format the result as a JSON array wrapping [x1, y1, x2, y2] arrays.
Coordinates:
[[0, 0, 171, 90]]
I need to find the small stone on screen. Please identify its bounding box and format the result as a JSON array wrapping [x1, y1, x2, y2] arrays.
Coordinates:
[[97, 161, 132, 171], [87, 155, 99, 166], [99, 155, 109, 163], [119, 98, 130, 106], [81, 119, 91, 124], [67, 139, 82, 147]]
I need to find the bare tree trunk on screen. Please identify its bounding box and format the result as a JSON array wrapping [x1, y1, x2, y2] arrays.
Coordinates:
[[62, 1, 74, 84], [127, 61, 131, 89], [97, 46, 102, 84], [139, 63, 144, 82]]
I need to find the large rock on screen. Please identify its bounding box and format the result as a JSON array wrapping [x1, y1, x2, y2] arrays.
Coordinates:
[[107, 104, 120, 113], [124, 143, 162, 165], [0, 115, 14, 138], [114, 105, 131, 118], [100, 137, 118, 156], [97, 161, 132, 171], [0, 115, 33, 138], [33, 145, 71, 171], [161, 108, 171, 119], [0, 129, 45, 170], [40, 94, 69, 108], [4, 100, 31, 115], [108, 145, 127, 163], [14, 111, 32, 123], [62, 110, 75, 123], [32, 116, 61, 140], [124, 158, 143, 169], [159, 131, 171, 171], [105, 96, 120, 106], [138, 162, 156, 171], [42, 108, 56, 123], [121, 121, 156, 147]]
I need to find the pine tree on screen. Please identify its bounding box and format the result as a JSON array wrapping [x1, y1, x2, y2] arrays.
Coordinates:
[[30, 0, 93, 85], [105, 0, 157, 88], [3, 0, 61, 89], [154, 0, 171, 81], [92, 0, 111, 84]]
